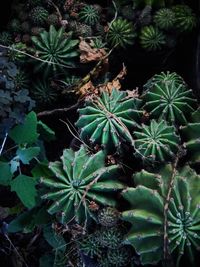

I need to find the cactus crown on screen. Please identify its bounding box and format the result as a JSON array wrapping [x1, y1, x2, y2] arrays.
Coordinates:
[[107, 18, 137, 48], [79, 5, 100, 26], [134, 119, 180, 163], [143, 72, 197, 125], [154, 8, 176, 30], [98, 207, 120, 227], [29, 6, 49, 26], [41, 145, 125, 224], [31, 25, 79, 76], [31, 80, 57, 105], [122, 164, 200, 266], [76, 88, 142, 153], [140, 25, 166, 51]]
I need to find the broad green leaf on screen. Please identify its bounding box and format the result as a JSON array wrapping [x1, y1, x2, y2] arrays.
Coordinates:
[[10, 174, 37, 208], [10, 156, 20, 174], [9, 112, 39, 145], [16, 147, 40, 164], [0, 161, 12, 186], [38, 120, 56, 142], [31, 161, 53, 179]]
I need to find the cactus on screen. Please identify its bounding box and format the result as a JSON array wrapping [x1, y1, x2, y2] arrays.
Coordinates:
[[31, 25, 79, 75], [79, 5, 100, 26], [122, 164, 200, 266], [143, 73, 197, 125], [31, 26, 45, 36], [29, 6, 49, 26], [143, 71, 185, 91], [21, 21, 31, 33], [75, 23, 93, 38], [47, 13, 60, 26], [80, 233, 101, 258], [14, 69, 30, 89], [40, 145, 125, 224], [107, 247, 133, 267], [8, 19, 21, 33], [107, 18, 136, 48], [134, 120, 180, 163], [154, 8, 175, 30], [140, 25, 166, 51], [99, 226, 125, 249], [98, 207, 120, 227], [0, 31, 12, 45], [181, 109, 200, 164], [8, 42, 27, 63], [31, 80, 57, 105], [76, 89, 142, 153], [172, 5, 197, 33]]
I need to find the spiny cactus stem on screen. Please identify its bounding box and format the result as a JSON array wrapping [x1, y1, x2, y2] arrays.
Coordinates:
[[163, 151, 180, 266]]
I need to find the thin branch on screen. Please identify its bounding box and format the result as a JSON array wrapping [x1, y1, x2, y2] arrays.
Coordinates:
[[0, 132, 8, 155]]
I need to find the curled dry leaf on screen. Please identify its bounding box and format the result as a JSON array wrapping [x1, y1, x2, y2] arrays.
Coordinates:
[[79, 38, 107, 63]]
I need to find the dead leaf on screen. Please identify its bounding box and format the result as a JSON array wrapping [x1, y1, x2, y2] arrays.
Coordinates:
[[79, 38, 107, 63], [77, 80, 96, 97]]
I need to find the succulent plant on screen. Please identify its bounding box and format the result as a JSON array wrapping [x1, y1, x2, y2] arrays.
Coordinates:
[[107, 18, 136, 48], [91, 37, 107, 49], [76, 88, 142, 153], [75, 23, 93, 38], [122, 164, 200, 266], [29, 6, 49, 26], [80, 233, 101, 258], [172, 4, 197, 33], [21, 21, 31, 33], [134, 120, 180, 163], [154, 8, 176, 30], [31, 25, 79, 75], [181, 109, 200, 164], [140, 25, 166, 51], [31, 26, 45, 36], [143, 71, 185, 91], [107, 247, 133, 267], [8, 42, 27, 64], [14, 69, 30, 89], [98, 207, 120, 227], [0, 31, 12, 45], [142, 75, 197, 125], [79, 5, 100, 26], [40, 145, 125, 224], [31, 79, 57, 105], [8, 19, 21, 33], [99, 226, 124, 249], [47, 13, 60, 26]]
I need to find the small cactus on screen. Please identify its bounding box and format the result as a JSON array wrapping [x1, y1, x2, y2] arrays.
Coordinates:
[[134, 120, 180, 163], [31, 80, 57, 105], [140, 25, 166, 51], [107, 247, 133, 267], [107, 18, 136, 48], [99, 226, 125, 249], [29, 6, 49, 26], [0, 31, 12, 45], [76, 89, 142, 153], [80, 233, 101, 258], [122, 164, 200, 266], [154, 8, 176, 30], [79, 5, 100, 26], [47, 13, 60, 26], [98, 207, 120, 227], [41, 145, 125, 224]]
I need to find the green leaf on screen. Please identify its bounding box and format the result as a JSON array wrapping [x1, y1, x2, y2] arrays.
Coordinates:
[[10, 175, 37, 208], [16, 147, 40, 164], [0, 161, 12, 186], [10, 156, 20, 174], [9, 112, 39, 145], [38, 120, 56, 142], [31, 161, 53, 179], [43, 224, 66, 252]]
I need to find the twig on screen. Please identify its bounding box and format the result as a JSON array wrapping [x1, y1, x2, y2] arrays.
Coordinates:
[[0, 44, 75, 69], [37, 101, 80, 118], [0, 132, 8, 155]]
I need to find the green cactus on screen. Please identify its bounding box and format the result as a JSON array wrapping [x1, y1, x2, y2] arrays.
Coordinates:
[[76, 23, 93, 38], [79, 5, 100, 26], [29, 6, 49, 26], [98, 207, 120, 227], [140, 25, 166, 51], [107, 247, 133, 267], [142, 73, 197, 125], [181, 109, 200, 164], [172, 5, 197, 33], [80, 233, 101, 258], [31, 80, 57, 105], [31, 25, 79, 75], [0, 31, 12, 45], [134, 120, 180, 163], [99, 226, 125, 249], [8, 42, 27, 63], [122, 164, 200, 266], [143, 71, 185, 91], [40, 145, 125, 224], [154, 8, 176, 30], [47, 14, 60, 27], [76, 89, 142, 153], [14, 69, 30, 89], [107, 18, 137, 48]]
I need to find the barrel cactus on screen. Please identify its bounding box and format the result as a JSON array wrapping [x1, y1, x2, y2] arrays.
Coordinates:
[[99, 226, 125, 249], [32, 79, 57, 105], [107, 247, 133, 267], [29, 6, 49, 26], [80, 233, 101, 258], [140, 25, 166, 51], [134, 120, 180, 163], [172, 4, 197, 33], [40, 145, 125, 224], [122, 164, 200, 266], [76, 89, 142, 153], [98, 207, 120, 227], [154, 8, 175, 30], [142, 73, 197, 125], [107, 18, 137, 48], [31, 25, 79, 75], [79, 5, 100, 26]]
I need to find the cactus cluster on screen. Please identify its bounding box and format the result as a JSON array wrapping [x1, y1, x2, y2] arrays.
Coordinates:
[[79, 5, 100, 26], [29, 6, 49, 26], [122, 165, 200, 266]]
